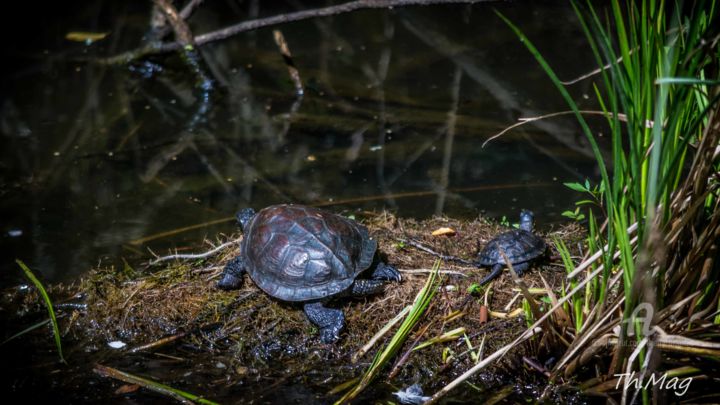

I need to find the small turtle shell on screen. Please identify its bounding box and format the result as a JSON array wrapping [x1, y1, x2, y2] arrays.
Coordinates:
[[242, 205, 376, 302], [477, 229, 546, 266]]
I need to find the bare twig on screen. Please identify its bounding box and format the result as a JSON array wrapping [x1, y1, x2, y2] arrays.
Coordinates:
[[399, 268, 467, 277], [150, 238, 241, 264], [399, 238, 475, 265], [352, 305, 411, 363], [153, 0, 195, 45], [179, 0, 205, 20], [483, 111, 653, 148], [273, 30, 304, 96], [128, 332, 188, 353], [100, 0, 491, 64]]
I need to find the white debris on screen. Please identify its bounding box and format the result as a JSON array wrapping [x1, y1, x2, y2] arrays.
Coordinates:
[[393, 383, 430, 405], [107, 341, 126, 349]]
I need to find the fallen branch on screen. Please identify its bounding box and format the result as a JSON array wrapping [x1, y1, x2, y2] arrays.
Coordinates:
[[101, 0, 492, 64], [150, 238, 241, 264]]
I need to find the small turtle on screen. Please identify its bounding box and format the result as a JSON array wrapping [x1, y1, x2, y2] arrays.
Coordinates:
[[217, 204, 401, 343], [476, 210, 547, 284]]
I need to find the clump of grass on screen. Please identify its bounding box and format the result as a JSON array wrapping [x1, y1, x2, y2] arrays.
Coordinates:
[[16, 259, 66, 364], [334, 259, 442, 404], [478, 1, 720, 403]]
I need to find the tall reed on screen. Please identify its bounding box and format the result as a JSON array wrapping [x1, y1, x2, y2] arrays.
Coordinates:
[[499, 0, 719, 401]]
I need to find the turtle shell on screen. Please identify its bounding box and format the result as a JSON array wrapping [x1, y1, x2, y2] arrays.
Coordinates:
[[477, 229, 546, 266], [241, 204, 377, 302]]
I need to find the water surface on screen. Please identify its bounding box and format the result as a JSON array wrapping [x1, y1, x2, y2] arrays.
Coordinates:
[[1, 1, 602, 285]]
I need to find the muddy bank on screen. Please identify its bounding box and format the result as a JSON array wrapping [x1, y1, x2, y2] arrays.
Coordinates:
[[2, 212, 587, 403]]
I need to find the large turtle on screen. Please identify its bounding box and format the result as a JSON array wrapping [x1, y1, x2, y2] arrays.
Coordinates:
[[476, 210, 547, 285], [217, 204, 401, 343]]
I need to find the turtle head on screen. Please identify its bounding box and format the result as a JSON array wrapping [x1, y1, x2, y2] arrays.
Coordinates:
[[519, 210, 534, 232], [236, 208, 256, 232]]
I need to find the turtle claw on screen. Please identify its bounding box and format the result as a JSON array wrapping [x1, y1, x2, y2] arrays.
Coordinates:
[[371, 262, 402, 282], [320, 327, 341, 344]]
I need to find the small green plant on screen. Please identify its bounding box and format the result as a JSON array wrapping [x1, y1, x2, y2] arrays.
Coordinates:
[[16, 259, 65, 364], [562, 179, 605, 221], [466, 283, 482, 296], [561, 206, 585, 221]]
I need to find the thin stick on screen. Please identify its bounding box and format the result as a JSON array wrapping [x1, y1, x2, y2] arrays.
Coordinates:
[[400, 238, 474, 265], [352, 305, 411, 363], [150, 238, 241, 264], [273, 30, 304, 96], [154, 0, 194, 45], [128, 332, 188, 353], [400, 268, 467, 277], [129, 217, 234, 245], [179, 0, 204, 20], [482, 111, 653, 148], [387, 322, 434, 379], [523, 356, 550, 377]]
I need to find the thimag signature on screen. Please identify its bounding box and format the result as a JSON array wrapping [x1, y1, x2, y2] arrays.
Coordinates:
[[615, 371, 692, 397]]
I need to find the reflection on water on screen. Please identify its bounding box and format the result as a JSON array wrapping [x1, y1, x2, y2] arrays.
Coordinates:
[[0, 2, 602, 285]]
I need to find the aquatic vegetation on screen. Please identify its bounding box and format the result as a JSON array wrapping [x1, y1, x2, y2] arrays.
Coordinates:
[[468, 1, 720, 403], [15, 259, 65, 364]]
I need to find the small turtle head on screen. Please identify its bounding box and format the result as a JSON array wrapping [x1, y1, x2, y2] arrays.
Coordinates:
[[236, 208, 256, 232], [519, 210, 534, 232]]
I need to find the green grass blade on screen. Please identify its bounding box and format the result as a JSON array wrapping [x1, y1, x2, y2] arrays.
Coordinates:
[[16, 259, 65, 364], [1, 319, 52, 346], [494, 8, 614, 217], [655, 78, 720, 85], [94, 364, 219, 405]]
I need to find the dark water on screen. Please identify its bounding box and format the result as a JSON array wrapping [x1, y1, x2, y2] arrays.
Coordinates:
[[1, 2, 601, 286]]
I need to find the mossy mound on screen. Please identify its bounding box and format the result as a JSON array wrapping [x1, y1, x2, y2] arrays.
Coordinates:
[[3, 212, 586, 403]]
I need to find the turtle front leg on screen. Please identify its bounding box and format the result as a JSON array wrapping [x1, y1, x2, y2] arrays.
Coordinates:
[[370, 261, 402, 282], [350, 279, 386, 296], [511, 261, 530, 277], [304, 302, 345, 343], [217, 256, 246, 290], [479, 263, 503, 285]]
